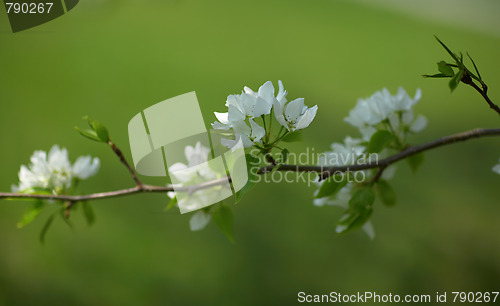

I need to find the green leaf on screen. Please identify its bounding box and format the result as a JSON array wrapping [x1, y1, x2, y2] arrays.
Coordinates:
[[211, 203, 234, 242], [348, 186, 376, 211], [235, 180, 256, 204], [367, 130, 395, 153], [245, 153, 260, 166], [335, 186, 376, 235], [422, 73, 452, 78], [60, 209, 74, 230], [281, 131, 303, 142], [466, 52, 482, 81], [280, 148, 289, 164], [406, 153, 425, 174], [335, 207, 373, 235], [82, 116, 110, 142], [376, 180, 397, 207], [437, 61, 454, 76], [449, 68, 464, 92], [314, 175, 348, 199], [75, 127, 101, 142], [17, 200, 44, 228], [164, 196, 178, 211], [92, 121, 110, 142], [435, 36, 459, 62], [236, 154, 261, 204], [12, 187, 52, 201], [81, 201, 96, 226], [39, 214, 55, 244]]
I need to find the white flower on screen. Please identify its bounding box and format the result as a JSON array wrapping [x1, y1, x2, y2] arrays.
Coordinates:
[[273, 81, 318, 131], [345, 87, 426, 141], [12, 145, 100, 193], [72, 156, 100, 179], [492, 159, 500, 175], [212, 81, 280, 148], [189, 210, 211, 231], [212, 80, 317, 148], [168, 142, 214, 183], [212, 81, 275, 128]]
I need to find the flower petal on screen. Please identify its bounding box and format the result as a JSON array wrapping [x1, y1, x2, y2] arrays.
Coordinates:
[[257, 81, 275, 102], [211, 121, 230, 130], [231, 120, 251, 137], [214, 112, 229, 124], [492, 164, 500, 175], [295, 105, 318, 130], [228, 104, 245, 123], [73, 156, 100, 179], [189, 210, 211, 231], [410, 115, 427, 133], [249, 118, 265, 142], [253, 96, 272, 117], [273, 99, 288, 129], [277, 80, 288, 104], [284, 98, 305, 121]]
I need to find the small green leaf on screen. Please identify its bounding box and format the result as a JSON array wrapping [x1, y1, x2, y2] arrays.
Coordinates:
[[60, 209, 74, 229], [245, 154, 260, 180], [81, 116, 110, 142], [19, 187, 52, 195], [281, 131, 303, 142], [376, 180, 397, 207], [75, 127, 101, 142], [245, 153, 260, 166], [466, 52, 482, 81], [335, 186, 375, 235], [449, 68, 464, 92], [92, 121, 110, 142], [423, 73, 452, 78], [315, 175, 348, 199], [437, 61, 454, 76], [367, 130, 394, 153], [435, 36, 459, 62], [236, 154, 261, 204], [348, 186, 376, 211], [17, 200, 44, 228], [407, 153, 425, 174], [39, 214, 55, 244], [235, 180, 256, 204], [81, 201, 96, 226], [335, 207, 373, 235], [211, 203, 234, 242], [164, 196, 178, 211], [280, 148, 289, 164]]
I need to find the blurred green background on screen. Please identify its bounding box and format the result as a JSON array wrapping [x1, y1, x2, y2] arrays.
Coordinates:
[[1, 0, 499, 305]]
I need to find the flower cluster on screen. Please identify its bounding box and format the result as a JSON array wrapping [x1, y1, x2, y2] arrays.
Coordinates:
[[212, 80, 318, 148], [313, 87, 424, 238], [345, 87, 427, 143], [12, 145, 100, 194]]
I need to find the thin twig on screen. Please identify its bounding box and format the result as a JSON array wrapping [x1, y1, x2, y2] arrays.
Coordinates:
[[370, 165, 387, 184], [108, 140, 143, 187], [461, 72, 500, 116]]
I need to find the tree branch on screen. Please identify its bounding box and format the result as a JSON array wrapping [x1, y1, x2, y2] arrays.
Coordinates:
[[259, 128, 500, 181], [1, 128, 499, 203]]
